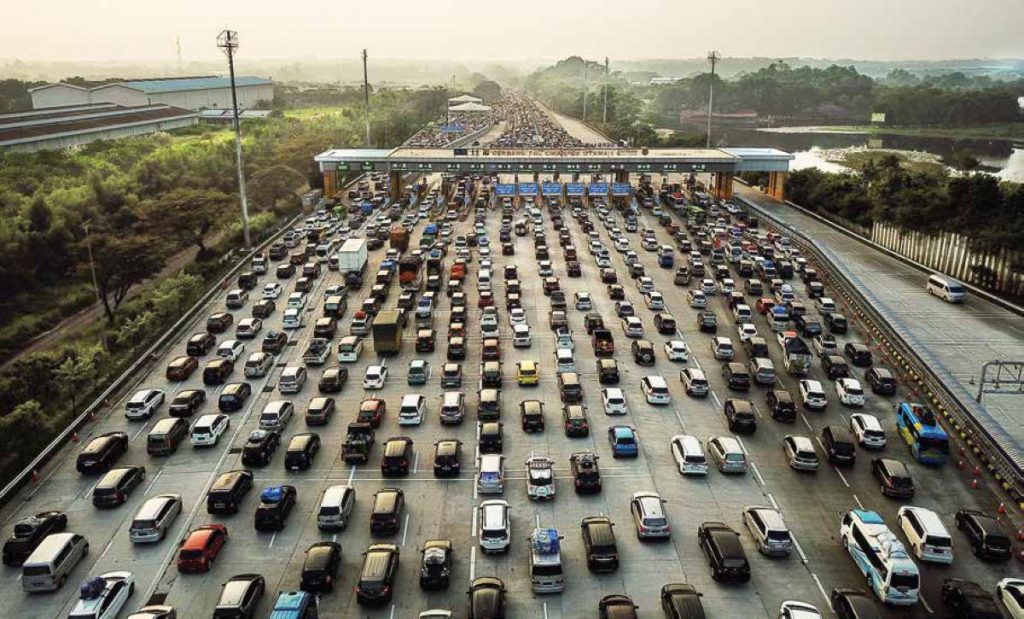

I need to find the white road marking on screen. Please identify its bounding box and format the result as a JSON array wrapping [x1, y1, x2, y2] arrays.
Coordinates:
[[750, 462, 766, 487], [802, 414, 813, 431], [389, 605, 396, 619], [471, 506, 478, 537], [98, 537, 116, 562], [811, 573, 830, 608], [853, 494, 865, 510], [735, 436, 748, 455], [535, 513, 541, 528], [347, 465, 356, 485], [143, 469, 163, 495], [401, 513, 410, 546], [920, 593, 934, 614], [767, 493, 779, 510], [543, 602, 549, 619], [834, 467, 851, 488], [130, 420, 150, 442], [412, 452, 419, 474], [752, 404, 764, 418], [332, 534, 338, 543], [673, 409, 686, 431], [469, 546, 477, 582], [711, 392, 721, 408], [268, 532, 276, 548], [791, 533, 809, 564]]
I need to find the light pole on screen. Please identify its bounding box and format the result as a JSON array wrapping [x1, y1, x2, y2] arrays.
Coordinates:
[[706, 50, 720, 148], [217, 29, 251, 250], [82, 222, 108, 351], [602, 57, 609, 125], [362, 49, 372, 147]]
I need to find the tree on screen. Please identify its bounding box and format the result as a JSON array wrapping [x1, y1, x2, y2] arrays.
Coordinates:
[[140, 188, 232, 254], [54, 349, 99, 415], [471, 80, 502, 103], [944, 150, 981, 176], [85, 232, 164, 322], [247, 165, 305, 213]]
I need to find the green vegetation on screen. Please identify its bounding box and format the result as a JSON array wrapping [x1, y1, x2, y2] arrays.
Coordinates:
[[832, 150, 947, 176], [792, 123, 1024, 140], [0, 86, 449, 487]]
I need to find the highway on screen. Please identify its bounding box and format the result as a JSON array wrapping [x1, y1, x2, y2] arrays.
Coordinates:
[[1, 166, 1020, 618], [736, 185, 1024, 461]]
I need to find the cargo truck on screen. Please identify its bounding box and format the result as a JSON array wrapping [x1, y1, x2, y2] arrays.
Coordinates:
[[389, 224, 409, 251], [336, 238, 368, 289], [776, 331, 812, 376], [398, 257, 423, 290], [372, 309, 403, 355]]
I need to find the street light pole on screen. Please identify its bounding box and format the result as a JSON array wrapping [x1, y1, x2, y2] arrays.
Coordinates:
[[602, 57, 609, 125], [82, 223, 108, 351], [217, 29, 251, 250], [362, 49, 372, 147], [706, 50, 720, 149]]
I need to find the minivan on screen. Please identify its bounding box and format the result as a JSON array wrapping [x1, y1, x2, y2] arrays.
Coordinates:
[[356, 543, 400, 605], [146, 417, 189, 456], [927, 274, 966, 303], [202, 358, 233, 385], [279, 366, 307, 394], [477, 454, 505, 495], [92, 465, 146, 507], [699, 521, 750, 583], [822, 425, 857, 465], [680, 368, 710, 397], [316, 485, 355, 531], [129, 494, 182, 543], [722, 363, 751, 391], [206, 470, 254, 515], [370, 489, 405, 536], [21, 532, 89, 592], [898, 506, 953, 564], [872, 458, 915, 499], [218, 382, 252, 412], [743, 506, 792, 556], [749, 358, 776, 386], [259, 400, 295, 432]]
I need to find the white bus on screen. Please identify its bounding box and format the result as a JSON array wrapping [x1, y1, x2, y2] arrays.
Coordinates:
[[840, 510, 920, 606]]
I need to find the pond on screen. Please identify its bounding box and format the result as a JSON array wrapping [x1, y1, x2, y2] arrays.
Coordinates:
[[705, 126, 1024, 181]]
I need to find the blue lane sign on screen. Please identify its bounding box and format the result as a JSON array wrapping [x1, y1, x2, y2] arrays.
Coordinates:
[[611, 183, 632, 196], [495, 184, 516, 196], [440, 123, 465, 133], [518, 183, 539, 196], [589, 183, 609, 196], [542, 182, 562, 196], [565, 183, 585, 196]]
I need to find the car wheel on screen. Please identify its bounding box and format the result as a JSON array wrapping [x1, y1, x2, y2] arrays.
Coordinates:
[[59, 575, 67, 588], [129, 582, 135, 596]]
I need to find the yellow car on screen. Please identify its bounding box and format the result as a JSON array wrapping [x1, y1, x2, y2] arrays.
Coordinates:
[[516, 360, 539, 386]]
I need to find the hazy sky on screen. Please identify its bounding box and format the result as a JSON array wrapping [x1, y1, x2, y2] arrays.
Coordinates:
[[4, 0, 1022, 63]]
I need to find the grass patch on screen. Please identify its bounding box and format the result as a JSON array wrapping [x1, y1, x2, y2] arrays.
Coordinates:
[[834, 150, 947, 176]]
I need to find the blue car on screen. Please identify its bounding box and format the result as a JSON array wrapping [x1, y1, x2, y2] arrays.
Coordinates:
[[608, 426, 639, 458]]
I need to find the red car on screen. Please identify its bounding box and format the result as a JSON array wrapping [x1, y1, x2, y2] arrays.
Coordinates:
[[477, 292, 495, 309], [177, 524, 228, 573], [358, 398, 386, 428], [755, 297, 776, 314]]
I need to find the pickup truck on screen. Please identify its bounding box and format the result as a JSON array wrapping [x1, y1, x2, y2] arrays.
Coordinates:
[[776, 331, 812, 377], [303, 338, 331, 366], [592, 329, 615, 357]]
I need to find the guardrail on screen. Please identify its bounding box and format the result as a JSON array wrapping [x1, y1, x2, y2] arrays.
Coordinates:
[[735, 193, 1024, 511], [0, 177, 367, 509]]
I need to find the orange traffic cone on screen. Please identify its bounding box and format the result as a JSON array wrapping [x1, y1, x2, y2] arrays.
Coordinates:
[[1016, 529, 1024, 542], [973, 466, 982, 476], [998, 503, 1007, 515], [1018, 550, 1024, 562], [31, 469, 40, 482], [971, 478, 980, 489], [71, 432, 80, 443]]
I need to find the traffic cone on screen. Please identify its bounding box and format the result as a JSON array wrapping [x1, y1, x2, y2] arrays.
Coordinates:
[[998, 503, 1007, 515], [956, 459, 964, 468], [31, 469, 40, 482], [71, 432, 80, 443], [1016, 528, 1024, 542], [973, 465, 982, 476], [89, 411, 97, 422], [971, 478, 980, 489], [1018, 550, 1024, 562]]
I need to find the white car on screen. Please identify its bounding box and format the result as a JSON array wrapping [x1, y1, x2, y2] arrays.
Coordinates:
[[398, 394, 426, 425], [538, 261, 553, 276], [799, 379, 828, 410], [601, 388, 628, 415], [622, 317, 644, 338], [480, 312, 499, 331], [637, 277, 655, 294], [711, 336, 735, 360], [849, 413, 886, 449], [125, 389, 165, 420], [68, 571, 135, 619], [509, 308, 528, 325], [701, 279, 716, 295], [337, 336, 364, 362], [670, 434, 708, 475], [664, 340, 689, 362], [836, 378, 866, 407], [737, 323, 758, 342], [525, 457, 556, 500], [190, 414, 229, 447], [614, 238, 630, 253], [596, 256, 611, 268], [512, 324, 532, 347], [645, 291, 665, 310], [997, 578, 1024, 619], [363, 365, 387, 389], [216, 339, 246, 361], [574, 292, 593, 310], [287, 292, 307, 309], [815, 297, 837, 315], [718, 278, 736, 294], [282, 308, 305, 329], [778, 601, 821, 619], [688, 290, 707, 308], [262, 283, 283, 299]]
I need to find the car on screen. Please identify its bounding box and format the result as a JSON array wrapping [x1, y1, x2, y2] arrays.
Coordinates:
[[216, 339, 246, 362], [468, 576, 507, 618], [698, 521, 750, 583], [872, 457, 915, 499], [955, 509, 1012, 560], [570, 452, 602, 493], [262, 282, 283, 299], [190, 414, 229, 447], [419, 540, 453, 590], [707, 436, 747, 473], [440, 363, 462, 388], [696, 311, 717, 333], [214, 574, 265, 618], [575, 291, 593, 310], [844, 342, 873, 367], [177, 524, 228, 573], [711, 336, 735, 360], [599, 595, 638, 619], [688, 289, 707, 308], [581, 516, 619, 572], [865, 367, 898, 395], [997, 578, 1024, 619], [284, 433, 321, 470], [241, 430, 281, 467], [779, 601, 822, 619], [737, 323, 758, 342], [783, 435, 820, 471], [816, 297, 837, 315], [526, 456, 556, 501], [836, 378, 866, 407], [300, 541, 342, 594], [631, 492, 671, 540], [408, 359, 429, 385], [607, 284, 625, 300], [941, 578, 1002, 619], [664, 340, 689, 362], [363, 365, 387, 389], [2, 511, 69, 566], [125, 389, 165, 420], [509, 307, 528, 325], [661, 583, 706, 619], [69, 571, 135, 619], [262, 330, 288, 355], [562, 404, 590, 437], [254, 485, 297, 531], [516, 360, 539, 386], [608, 426, 638, 457], [615, 301, 635, 318], [799, 379, 828, 410], [337, 336, 364, 362], [166, 355, 199, 381]]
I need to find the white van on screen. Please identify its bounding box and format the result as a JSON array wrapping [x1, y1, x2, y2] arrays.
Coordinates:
[[316, 485, 355, 531], [21, 532, 89, 592], [670, 434, 708, 475], [477, 454, 505, 494], [897, 506, 953, 564], [926, 274, 966, 303]]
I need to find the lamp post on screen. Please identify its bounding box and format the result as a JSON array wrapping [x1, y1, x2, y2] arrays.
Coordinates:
[[217, 29, 251, 250], [82, 222, 108, 351], [706, 50, 720, 149]]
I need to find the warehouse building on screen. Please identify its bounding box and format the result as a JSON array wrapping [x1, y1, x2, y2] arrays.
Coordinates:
[[29, 76, 274, 111], [0, 103, 197, 152]]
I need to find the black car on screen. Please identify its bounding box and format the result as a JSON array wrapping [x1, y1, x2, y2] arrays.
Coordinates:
[[356, 543, 400, 606], [186, 332, 216, 356], [581, 516, 619, 572], [254, 485, 297, 531], [955, 509, 1012, 560], [301, 541, 342, 593], [830, 589, 882, 619], [825, 312, 848, 334], [941, 578, 1002, 619], [520, 400, 545, 432], [864, 367, 898, 395], [596, 359, 620, 385], [844, 342, 873, 367], [562, 404, 590, 438], [661, 583, 706, 619], [381, 437, 414, 477], [370, 488, 405, 536], [241, 430, 280, 467], [433, 440, 462, 477], [479, 422, 503, 454], [440, 363, 463, 388], [599, 595, 638, 619], [284, 433, 321, 471], [419, 539, 453, 589], [468, 576, 506, 618], [567, 261, 582, 277], [766, 389, 797, 422], [631, 340, 655, 366], [168, 389, 206, 417], [607, 284, 625, 300], [570, 452, 602, 494], [214, 574, 265, 619], [793, 314, 823, 337], [76, 431, 129, 474], [697, 311, 717, 333], [262, 330, 288, 355], [871, 458, 914, 500], [2, 511, 69, 566], [698, 521, 750, 583]]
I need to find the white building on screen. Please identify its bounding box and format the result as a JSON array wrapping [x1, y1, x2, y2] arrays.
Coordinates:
[[30, 76, 274, 111]]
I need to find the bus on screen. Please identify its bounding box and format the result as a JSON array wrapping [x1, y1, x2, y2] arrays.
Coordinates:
[[840, 510, 920, 606], [896, 403, 949, 465]]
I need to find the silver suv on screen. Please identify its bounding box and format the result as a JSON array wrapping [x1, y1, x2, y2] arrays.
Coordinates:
[[630, 492, 671, 540]]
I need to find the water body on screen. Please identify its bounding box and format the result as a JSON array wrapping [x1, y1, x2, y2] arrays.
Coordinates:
[[706, 125, 1024, 181]]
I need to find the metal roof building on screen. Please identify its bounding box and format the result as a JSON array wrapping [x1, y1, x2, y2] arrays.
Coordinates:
[[0, 103, 197, 153], [30, 76, 274, 112]]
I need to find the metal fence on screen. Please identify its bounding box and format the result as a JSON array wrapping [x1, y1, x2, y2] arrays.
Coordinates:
[[736, 195, 1024, 510]]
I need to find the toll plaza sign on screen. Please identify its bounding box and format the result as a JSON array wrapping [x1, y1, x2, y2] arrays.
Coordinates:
[[588, 183, 609, 196], [565, 183, 585, 196], [518, 183, 539, 196], [611, 183, 632, 196], [542, 183, 562, 196], [486, 148, 638, 158], [495, 184, 516, 197]]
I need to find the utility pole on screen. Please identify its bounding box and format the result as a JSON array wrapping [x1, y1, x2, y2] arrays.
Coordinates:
[[602, 57, 609, 124], [706, 50, 720, 148], [582, 62, 588, 121], [362, 49, 372, 147], [82, 223, 108, 351], [217, 29, 251, 249]]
